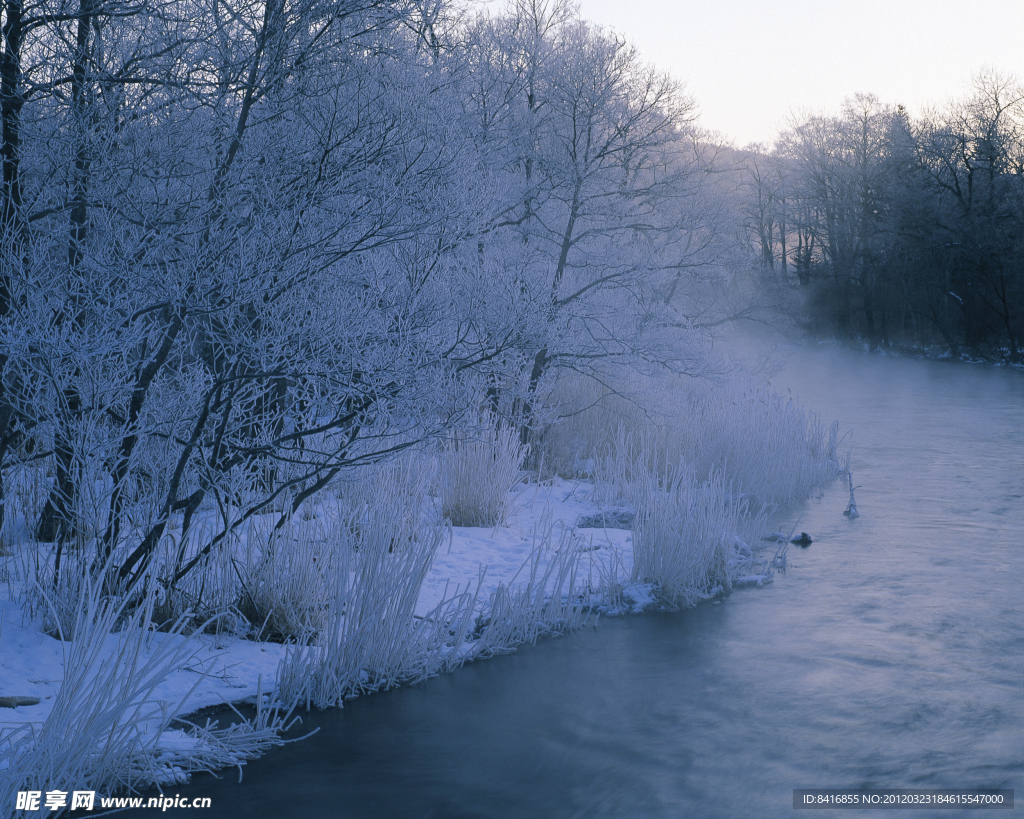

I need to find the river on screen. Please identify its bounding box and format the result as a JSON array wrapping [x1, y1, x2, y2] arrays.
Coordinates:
[[124, 345, 1024, 818]]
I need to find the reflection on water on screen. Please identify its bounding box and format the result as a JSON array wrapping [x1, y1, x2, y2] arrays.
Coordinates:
[[126, 347, 1024, 818]]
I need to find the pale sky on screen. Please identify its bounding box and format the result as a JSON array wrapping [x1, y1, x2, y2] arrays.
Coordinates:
[[571, 0, 1024, 148]]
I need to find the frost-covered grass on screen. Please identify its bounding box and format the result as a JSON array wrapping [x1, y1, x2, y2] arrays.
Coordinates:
[[236, 520, 334, 642], [277, 457, 454, 707], [0, 563, 292, 809], [654, 381, 845, 509], [539, 369, 845, 607], [540, 370, 845, 507], [438, 416, 528, 527], [469, 516, 586, 658], [629, 465, 746, 608], [277, 452, 586, 709], [278, 508, 587, 709]]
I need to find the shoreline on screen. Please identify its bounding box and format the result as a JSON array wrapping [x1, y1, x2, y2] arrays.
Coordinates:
[[0, 480, 641, 791], [2, 378, 841, 811], [0, 477, 783, 794], [804, 334, 1024, 369]]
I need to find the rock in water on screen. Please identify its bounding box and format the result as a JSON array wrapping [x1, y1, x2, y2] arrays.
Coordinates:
[[790, 532, 813, 547]]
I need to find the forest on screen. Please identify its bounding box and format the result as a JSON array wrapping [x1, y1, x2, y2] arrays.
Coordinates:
[[739, 77, 1024, 361], [0, 0, 1019, 806], [2, 0, 1020, 577], [0, 0, 737, 582]]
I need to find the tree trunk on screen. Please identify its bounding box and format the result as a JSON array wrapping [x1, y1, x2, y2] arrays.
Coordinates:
[[1, 0, 26, 538], [37, 0, 94, 547]]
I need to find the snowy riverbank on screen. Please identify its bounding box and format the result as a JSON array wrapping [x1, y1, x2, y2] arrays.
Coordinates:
[[0, 475, 790, 801], [1, 375, 844, 813]]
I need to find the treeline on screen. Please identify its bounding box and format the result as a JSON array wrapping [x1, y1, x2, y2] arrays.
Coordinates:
[[5, 0, 1013, 592], [0, 0, 731, 588], [739, 73, 1024, 362]]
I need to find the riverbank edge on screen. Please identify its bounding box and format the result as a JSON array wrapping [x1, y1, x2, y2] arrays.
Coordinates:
[[806, 335, 1024, 369], [155, 535, 791, 795], [152, 581, 736, 795], [2, 379, 842, 810]]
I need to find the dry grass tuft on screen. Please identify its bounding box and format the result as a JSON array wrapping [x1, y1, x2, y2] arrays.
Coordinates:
[[439, 416, 527, 527]]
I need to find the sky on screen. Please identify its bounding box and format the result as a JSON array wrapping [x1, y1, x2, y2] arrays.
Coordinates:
[[570, 0, 1024, 148]]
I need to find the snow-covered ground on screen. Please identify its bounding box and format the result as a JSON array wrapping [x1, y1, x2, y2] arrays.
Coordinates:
[[0, 478, 648, 776], [420, 479, 635, 615], [1, 368, 839, 814]]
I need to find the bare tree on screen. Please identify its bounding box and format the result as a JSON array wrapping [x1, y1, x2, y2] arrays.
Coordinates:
[[912, 72, 1024, 359]]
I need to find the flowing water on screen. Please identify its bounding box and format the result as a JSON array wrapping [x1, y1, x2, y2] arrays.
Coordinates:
[[128, 346, 1024, 818]]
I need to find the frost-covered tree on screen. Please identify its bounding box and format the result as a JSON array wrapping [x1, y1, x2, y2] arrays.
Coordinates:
[[0, 0, 744, 593], [0, 0, 510, 591], [460, 1, 730, 436]]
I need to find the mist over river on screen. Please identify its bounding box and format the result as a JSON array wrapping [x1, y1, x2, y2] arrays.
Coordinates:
[[126, 344, 1024, 819]]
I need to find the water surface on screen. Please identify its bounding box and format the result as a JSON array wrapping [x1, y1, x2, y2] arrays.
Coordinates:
[[126, 346, 1024, 818]]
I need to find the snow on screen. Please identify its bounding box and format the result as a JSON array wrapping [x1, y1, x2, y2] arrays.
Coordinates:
[[418, 479, 634, 616], [0, 594, 289, 741], [0, 478, 639, 769], [0, 468, 797, 803]]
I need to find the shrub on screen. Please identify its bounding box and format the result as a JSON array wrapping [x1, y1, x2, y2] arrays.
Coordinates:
[[628, 464, 744, 608]]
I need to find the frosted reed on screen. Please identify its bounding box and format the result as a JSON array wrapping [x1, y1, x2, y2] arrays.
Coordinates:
[[471, 517, 587, 655], [439, 417, 527, 527], [0, 565, 290, 811]]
